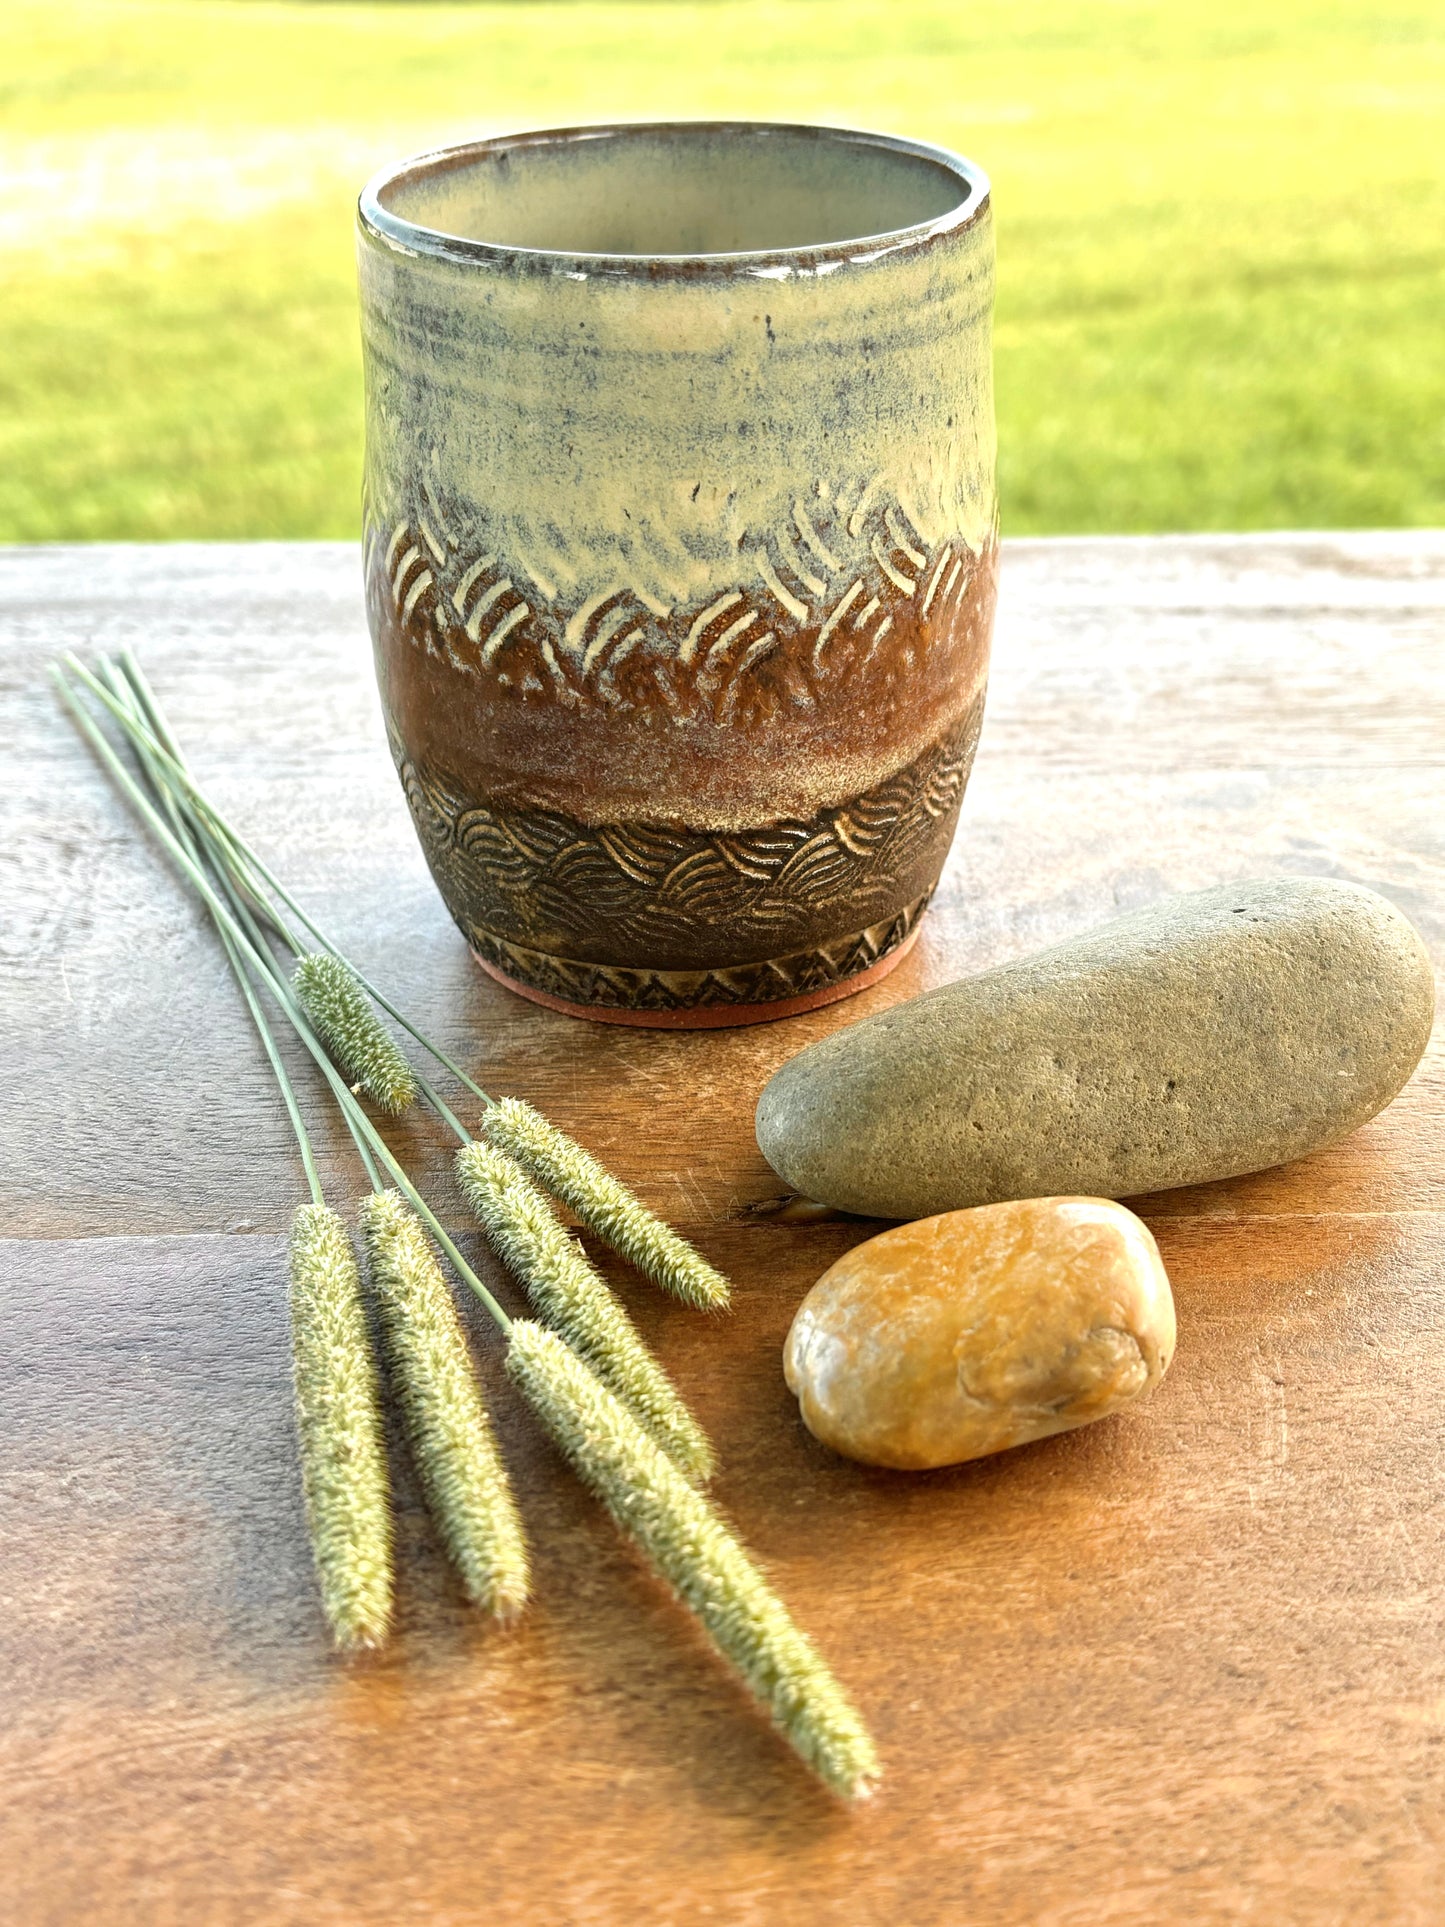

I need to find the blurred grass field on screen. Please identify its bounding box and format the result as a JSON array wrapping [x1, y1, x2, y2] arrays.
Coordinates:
[[2, 0, 1442, 541]]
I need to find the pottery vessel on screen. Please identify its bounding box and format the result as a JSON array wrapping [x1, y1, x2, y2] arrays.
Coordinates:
[[357, 122, 997, 1025]]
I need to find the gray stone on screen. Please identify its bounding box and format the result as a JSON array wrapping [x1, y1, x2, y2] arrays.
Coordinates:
[[756, 877, 1435, 1219]]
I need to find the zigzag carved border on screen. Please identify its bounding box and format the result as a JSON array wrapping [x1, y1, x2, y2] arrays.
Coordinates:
[[467, 891, 937, 1015]]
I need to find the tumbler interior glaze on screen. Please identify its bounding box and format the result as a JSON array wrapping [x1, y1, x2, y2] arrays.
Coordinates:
[[359, 123, 997, 1025], [372, 123, 971, 256]]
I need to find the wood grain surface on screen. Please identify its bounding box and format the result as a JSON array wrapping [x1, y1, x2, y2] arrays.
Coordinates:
[[2, 534, 1442, 1925]]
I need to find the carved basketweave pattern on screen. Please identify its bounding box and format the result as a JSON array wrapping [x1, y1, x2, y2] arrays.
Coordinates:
[[393, 696, 983, 996], [367, 470, 992, 728], [370, 471, 992, 1008]]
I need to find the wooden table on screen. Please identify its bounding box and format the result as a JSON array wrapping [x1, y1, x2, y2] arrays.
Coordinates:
[[4, 535, 1443, 1925]]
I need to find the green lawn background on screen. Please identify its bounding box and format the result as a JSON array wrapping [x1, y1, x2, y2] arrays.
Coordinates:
[[3, 0, 1442, 541]]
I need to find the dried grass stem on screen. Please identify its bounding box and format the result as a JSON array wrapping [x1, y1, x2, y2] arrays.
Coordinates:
[[288, 1203, 394, 1651], [361, 1191, 529, 1620], [506, 1320, 879, 1800]]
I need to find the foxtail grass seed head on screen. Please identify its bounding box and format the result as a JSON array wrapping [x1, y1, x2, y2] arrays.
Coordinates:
[[505, 1320, 880, 1801], [457, 1140, 714, 1483], [288, 1203, 394, 1652], [293, 953, 418, 1115], [482, 1098, 730, 1312], [360, 1191, 529, 1621]]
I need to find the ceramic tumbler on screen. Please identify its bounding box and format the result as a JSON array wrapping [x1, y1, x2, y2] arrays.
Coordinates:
[[358, 122, 996, 1025]]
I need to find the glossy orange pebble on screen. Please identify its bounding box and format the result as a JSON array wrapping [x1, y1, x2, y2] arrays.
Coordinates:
[[784, 1197, 1175, 1470]]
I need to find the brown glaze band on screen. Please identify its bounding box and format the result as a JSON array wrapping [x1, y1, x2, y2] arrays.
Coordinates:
[[391, 695, 983, 974], [369, 516, 996, 831]]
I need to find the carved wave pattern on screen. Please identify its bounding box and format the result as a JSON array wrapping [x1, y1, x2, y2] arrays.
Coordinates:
[[393, 695, 983, 975], [468, 892, 936, 1014], [366, 474, 993, 732]]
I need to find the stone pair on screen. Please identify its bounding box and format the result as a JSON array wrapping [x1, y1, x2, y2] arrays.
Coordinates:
[[772, 878, 1434, 1468]]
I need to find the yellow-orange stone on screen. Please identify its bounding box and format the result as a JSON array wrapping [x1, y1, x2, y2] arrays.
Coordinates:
[[783, 1197, 1176, 1469]]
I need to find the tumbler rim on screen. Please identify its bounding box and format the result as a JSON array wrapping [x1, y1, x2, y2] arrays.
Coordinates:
[[358, 119, 990, 281]]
